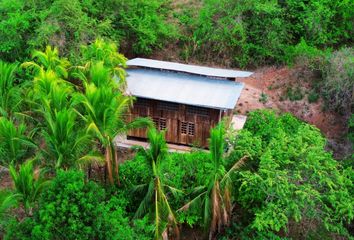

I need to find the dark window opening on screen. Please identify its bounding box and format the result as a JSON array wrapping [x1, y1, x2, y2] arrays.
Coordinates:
[[188, 123, 195, 136], [181, 121, 195, 136], [153, 117, 167, 131], [181, 122, 188, 134]]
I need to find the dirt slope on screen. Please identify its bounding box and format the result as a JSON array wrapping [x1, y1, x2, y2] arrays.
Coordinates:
[[236, 65, 347, 140]]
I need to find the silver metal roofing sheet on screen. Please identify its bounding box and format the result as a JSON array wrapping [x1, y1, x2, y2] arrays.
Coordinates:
[[126, 69, 244, 110], [127, 58, 253, 78]]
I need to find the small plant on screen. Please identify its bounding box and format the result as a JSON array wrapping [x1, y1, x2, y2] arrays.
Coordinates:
[[285, 87, 304, 101], [9, 160, 48, 215], [259, 92, 268, 104], [308, 91, 319, 103], [349, 114, 354, 145]]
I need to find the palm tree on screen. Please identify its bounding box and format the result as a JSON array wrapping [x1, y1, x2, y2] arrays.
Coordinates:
[[40, 107, 102, 170], [0, 190, 17, 218], [180, 123, 248, 239], [76, 83, 151, 184], [75, 63, 151, 185], [80, 38, 127, 81], [0, 117, 36, 167], [32, 68, 72, 98], [0, 189, 18, 232], [134, 128, 180, 240], [9, 160, 48, 215], [21, 45, 70, 79], [0, 61, 23, 118]]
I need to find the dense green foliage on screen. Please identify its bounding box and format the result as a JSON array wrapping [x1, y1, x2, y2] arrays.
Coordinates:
[[1, 0, 352, 66], [119, 111, 354, 239], [227, 110, 353, 238], [0, 0, 174, 61], [176, 0, 353, 67], [0, 0, 353, 238], [320, 47, 354, 114], [5, 170, 153, 240]]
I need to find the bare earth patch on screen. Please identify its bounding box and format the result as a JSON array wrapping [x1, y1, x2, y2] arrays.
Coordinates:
[[236, 65, 347, 140]]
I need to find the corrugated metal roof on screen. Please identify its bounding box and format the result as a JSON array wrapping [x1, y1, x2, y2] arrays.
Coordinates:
[[127, 58, 253, 78], [126, 68, 244, 110]]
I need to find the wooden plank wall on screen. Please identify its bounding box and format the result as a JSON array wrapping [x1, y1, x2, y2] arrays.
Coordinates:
[[127, 98, 220, 148]]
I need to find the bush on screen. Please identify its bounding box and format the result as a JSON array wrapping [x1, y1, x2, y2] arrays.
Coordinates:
[[285, 87, 304, 101], [230, 110, 354, 237], [283, 39, 327, 67], [308, 91, 320, 103], [120, 150, 213, 226], [4, 170, 151, 240], [33, 170, 107, 239], [320, 47, 354, 114], [30, 0, 100, 56], [181, 0, 353, 67], [259, 92, 268, 104], [106, 0, 176, 55], [349, 114, 354, 145]]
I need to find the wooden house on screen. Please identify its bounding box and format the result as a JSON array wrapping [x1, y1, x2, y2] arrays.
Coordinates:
[[125, 58, 252, 148]]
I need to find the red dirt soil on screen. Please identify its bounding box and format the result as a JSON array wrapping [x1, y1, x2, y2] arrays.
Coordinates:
[[236, 65, 347, 140]]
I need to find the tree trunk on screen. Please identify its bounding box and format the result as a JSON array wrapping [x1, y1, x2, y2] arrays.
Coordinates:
[[105, 146, 114, 184], [114, 147, 120, 186]]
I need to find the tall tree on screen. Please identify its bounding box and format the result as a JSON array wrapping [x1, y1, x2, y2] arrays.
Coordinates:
[[180, 122, 247, 239], [75, 62, 151, 184], [134, 128, 179, 240]]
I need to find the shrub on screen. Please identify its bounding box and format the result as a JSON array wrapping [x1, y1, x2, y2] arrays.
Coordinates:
[[285, 87, 304, 101], [283, 39, 326, 67], [30, 0, 100, 56], [308, 91, 320, 103], [320, 47, 354, 114], [231, 110, 354, 237], [34, 170, 107, 239], [349, 114, 354, 145], [120, 150, 213, 226], [4, 217, 36, 240], [4, 170, 151, 240], [108, 0, 176, 55], [259, 92, 268, 104]]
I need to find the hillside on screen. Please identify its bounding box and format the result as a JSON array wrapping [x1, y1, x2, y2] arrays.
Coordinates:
[[0, 0, 353, 239]]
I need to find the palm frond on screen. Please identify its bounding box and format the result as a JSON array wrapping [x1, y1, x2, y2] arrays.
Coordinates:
[[221, 155, 248, 184], [134, 180, 154, 219], [77, 153, 105, 168], [178, 190, 207, 212]]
